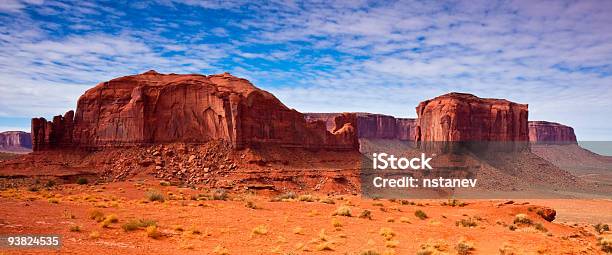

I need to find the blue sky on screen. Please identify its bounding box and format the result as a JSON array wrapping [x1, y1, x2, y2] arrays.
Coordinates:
[[1, 0, 611, 140]]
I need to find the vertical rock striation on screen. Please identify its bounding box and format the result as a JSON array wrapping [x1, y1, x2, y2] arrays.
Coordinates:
[[415, 93, 529, 142], [0, 131, 32, 151], [32, 71, 358, 151], [528, 121, 577, 143]]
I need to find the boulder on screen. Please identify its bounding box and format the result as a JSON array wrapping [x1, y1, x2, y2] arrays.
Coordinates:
[[32, 71, 358, 151], [537, 207, 556, 222]]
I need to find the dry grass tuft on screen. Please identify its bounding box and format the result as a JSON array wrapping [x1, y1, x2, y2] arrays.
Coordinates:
[[298, 194, 316, 202], [399, 217, 411, 223], [89, 210, 105, 222], [455, 239, 475, 255], [359, 209, 373, 220], [213, 245, 230, 255], [89, 231, 100, 239], [146, 225, 160, 239], [513, 214, 532, 225], [416, 239, 449, 255], [332, 218, 343, 228], [332, 206, 352, 217], [252, 225, 268, 236], [456, 217, 478, 228], [415, 210, 428, 220], [379, 227, 395, 241], [385, 240, 399, 248]]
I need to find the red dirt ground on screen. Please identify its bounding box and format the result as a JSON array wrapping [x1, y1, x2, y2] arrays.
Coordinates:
[[0, 179, 610, 254]]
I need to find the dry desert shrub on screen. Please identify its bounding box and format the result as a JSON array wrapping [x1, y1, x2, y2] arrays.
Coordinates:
[[298, 194, 316, 202], [146, 225, 160, 239], [416, 239, 449, 255], [146, 190, 165, 202], [332, 206, 352, 217], [594, 223, 610, 234], [456, 217, 478, 228], [385, 240, 399, 248], [69, 225, 81, 232], [187, 225, 202, 235], [122, 218, 157, 232], [212, 189, 228, 200], [213, 245, 230, 255], [399, 217, 411, 223], [379, 227, 395, 241], [320, 197, 336, 204], [415, 209, 428, 220], [359, 250, 380, 255], [498, 243, 517, 255], [244, 200, 259, 209], [173, 225, 184, 232], [100, 214, 119, 228], [251, 225, 268, 236], [598, 237, 612, 253], [513, 214, 532, 225], [534, 223, 547, 232], [359, 209, 373, 220], [271, 191, 297, 202], [331, 218, 342, 228], [455, 239, 474, 255], [89, 231, 100, 239], [89, 210, 105, 222], [441, 199, 467, 207]]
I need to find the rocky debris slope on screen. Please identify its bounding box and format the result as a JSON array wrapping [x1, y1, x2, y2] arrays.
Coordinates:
[[416, 93, 529, 142], [32, 71, 357, 151], [305, 113, 417, 141], [528, 121, 577, 143], [0, 131, 32, 153], [0, 140, 361, 193]]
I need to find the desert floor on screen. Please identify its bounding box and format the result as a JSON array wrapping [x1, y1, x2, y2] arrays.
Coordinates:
[[0, 179, 610, 255]]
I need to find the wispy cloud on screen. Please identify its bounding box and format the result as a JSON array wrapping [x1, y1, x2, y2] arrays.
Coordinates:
[[0, 0, 611, 140]]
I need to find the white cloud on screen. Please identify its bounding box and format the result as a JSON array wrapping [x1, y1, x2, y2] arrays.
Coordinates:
[[1, 0, 612, 140]]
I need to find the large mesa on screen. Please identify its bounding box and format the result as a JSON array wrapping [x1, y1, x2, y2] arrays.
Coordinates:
[[32, 71, 358, 151]]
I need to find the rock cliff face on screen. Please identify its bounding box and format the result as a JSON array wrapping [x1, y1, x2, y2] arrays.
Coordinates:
[[528, 121, 577, 143], [416, 93, 529, 142], [32, 71, 357, 151], [304, 113, 417, 141], [0, 131, 32, 151]]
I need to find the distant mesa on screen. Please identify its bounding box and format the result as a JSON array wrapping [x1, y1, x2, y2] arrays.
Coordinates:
[[0, 131, 32, 153], [304, 113, 417, 141], [528, 121, 577, 143], [415, 92, 529, 142], [32, 71, 358, 151]]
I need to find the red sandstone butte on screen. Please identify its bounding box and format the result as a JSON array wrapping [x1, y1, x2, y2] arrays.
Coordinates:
[[32, 71, 357, 151], [304, 113, 417, 141], [528, 121, 577, 143], [416, 93, 529, 142]]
